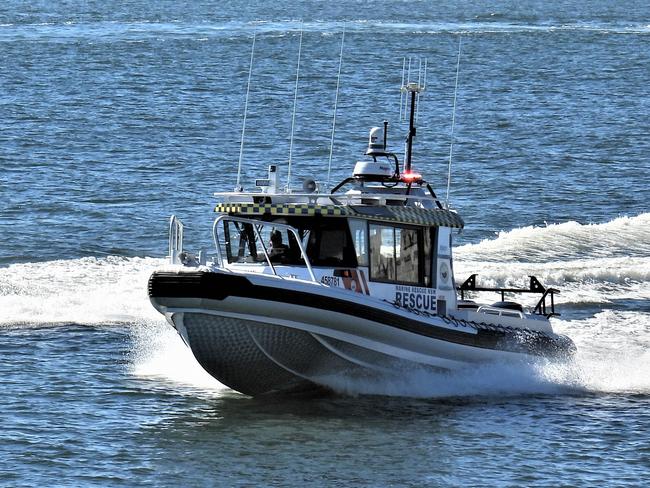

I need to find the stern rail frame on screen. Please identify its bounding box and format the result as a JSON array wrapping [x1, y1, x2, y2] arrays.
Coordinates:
[[458, 274, 559, 317]]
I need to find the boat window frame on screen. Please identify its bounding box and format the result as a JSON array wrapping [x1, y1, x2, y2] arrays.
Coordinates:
[[367, 220, 433, 287], [348, 218, 369, 267], [213, 215, 317, 281], [426, 226, 437, 288], [223, 220, 260, 264]]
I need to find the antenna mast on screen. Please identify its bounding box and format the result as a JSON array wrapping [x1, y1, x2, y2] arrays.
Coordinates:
[[286, 24, 304, 192], [236, 33, 256, 191], [445, 36, 462, 209], [326, 26, 345, 189], [400, 57, 427, 173]]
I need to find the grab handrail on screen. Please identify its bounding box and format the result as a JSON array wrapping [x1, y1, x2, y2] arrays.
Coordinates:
[[212, 215, 318, 283], [212, 190, 442, 208], [168, 215, 184, 264]]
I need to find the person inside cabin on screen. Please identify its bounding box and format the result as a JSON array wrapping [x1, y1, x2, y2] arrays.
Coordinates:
[[268, 230, 289, 262]]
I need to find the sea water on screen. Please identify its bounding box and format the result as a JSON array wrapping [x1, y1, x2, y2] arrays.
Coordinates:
[[1, 1, 649, 486]]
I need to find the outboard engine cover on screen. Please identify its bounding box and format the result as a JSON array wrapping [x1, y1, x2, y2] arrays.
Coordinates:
[[490, 301, 524, 313]]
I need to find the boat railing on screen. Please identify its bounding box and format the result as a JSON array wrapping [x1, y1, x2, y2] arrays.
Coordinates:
[[212, 215, 318, 283], [168, 215, 184, 264], [213, 190, 441, 208]]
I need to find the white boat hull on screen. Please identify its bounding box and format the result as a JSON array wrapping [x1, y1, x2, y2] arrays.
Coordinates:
[[149, 269, 575, 396]]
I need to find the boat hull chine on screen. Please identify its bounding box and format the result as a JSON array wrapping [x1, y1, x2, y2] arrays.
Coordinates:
[[175, 312, 320, 396], [171, 311, 416, 396]]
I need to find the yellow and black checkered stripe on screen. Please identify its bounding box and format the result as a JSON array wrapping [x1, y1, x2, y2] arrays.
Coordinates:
[[383, 207, 465, 228], [215, 203, 347, 217], [215, 202, 464, 228]]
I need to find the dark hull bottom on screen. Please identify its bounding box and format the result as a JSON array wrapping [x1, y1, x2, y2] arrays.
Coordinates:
[[175, 312, 436, 396]]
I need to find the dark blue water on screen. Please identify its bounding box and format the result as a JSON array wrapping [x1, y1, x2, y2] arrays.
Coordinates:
[[1, 1, 649, 486]]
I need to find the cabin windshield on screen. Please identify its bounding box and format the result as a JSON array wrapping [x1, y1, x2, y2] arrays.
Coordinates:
[[222, 217, 358, 267], [223, 221, 303, 265], [221, 215, 434, 284]]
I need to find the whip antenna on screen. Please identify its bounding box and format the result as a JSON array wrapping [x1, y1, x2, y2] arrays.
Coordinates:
[[236, 33, 256, 191], [399, 57, 406, 120], [416, 58, 427, 124], [286, 23, 304, 192], [400, 57, 426, 173], [445, 35, 462, 209], [326, 26, 345, 189]]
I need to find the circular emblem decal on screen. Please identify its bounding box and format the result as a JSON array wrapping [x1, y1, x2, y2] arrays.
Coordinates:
[[440, 262, 450, 283]]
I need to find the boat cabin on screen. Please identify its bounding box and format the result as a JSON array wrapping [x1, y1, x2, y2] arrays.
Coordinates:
[[213, 188, 464, 317]]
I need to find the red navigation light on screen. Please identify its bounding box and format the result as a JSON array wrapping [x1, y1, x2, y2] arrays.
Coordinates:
[[401, 171, 422, 183]]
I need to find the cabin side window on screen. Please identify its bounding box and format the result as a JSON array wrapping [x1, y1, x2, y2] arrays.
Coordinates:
[[348, 219, 368, 267], [369, 223, 432, 286], [369, 225, 395, 281], [306, 218, 357, 267], [395, 227, 419, 284]]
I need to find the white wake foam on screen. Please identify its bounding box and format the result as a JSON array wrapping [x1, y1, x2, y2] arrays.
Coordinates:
[[129, 321, 227, 393], [454, 213, 650, 308], [0, 256, 228, 391], [454, 257, 650, 308], [0, 256, 164, 327], [552, 310, 650, 394], [456, 213, 650, 262], [319, 310, 650, 398], [316, 361, 579, 399]]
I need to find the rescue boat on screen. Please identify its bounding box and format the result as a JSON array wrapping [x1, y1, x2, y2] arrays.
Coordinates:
[[148, 62, 575, 396]]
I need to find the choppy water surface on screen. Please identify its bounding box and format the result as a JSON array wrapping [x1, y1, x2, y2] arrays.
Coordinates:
[[1, 1, 649, 486]]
